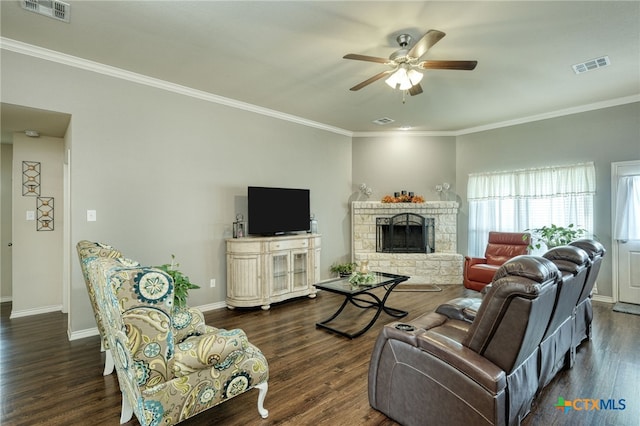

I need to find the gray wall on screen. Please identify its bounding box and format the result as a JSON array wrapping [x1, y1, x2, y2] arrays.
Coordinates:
[[1, 144, 13, 301], [2, 50, 352, 335], [455, 102, 640, 298], [352, 135, 457, 202], [11, 134, 65, 314]]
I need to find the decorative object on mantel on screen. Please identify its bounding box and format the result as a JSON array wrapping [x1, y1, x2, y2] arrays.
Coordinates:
[[36, 197, 54, 231], [435, 183, 451, 200], [22, 161, 41, 196], [381, 190, 425, 203], [435, 183, 450, 193], [359, 183, 373, 198]]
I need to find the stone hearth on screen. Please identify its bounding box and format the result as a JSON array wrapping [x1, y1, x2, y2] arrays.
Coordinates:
[[352, 201, 463, 285]]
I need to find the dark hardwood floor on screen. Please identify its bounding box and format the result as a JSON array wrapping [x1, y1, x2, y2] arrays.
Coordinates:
[[1, 286, 639, 425]]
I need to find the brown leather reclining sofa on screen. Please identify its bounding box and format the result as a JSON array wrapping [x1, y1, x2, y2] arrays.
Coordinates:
[[369, 239, 605, 426]]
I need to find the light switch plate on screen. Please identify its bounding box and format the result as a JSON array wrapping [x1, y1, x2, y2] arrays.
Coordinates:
[[26, 210, 35, 221], [87, 210, 97, 222]]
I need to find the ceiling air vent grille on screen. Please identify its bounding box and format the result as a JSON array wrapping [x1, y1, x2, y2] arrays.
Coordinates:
[[21, 0, 70, 23], [373, 117, 395, 125], [572, 56, 610, 74]]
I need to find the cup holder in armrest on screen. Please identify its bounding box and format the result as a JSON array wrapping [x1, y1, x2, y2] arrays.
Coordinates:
[[395, 323, 416, 332]]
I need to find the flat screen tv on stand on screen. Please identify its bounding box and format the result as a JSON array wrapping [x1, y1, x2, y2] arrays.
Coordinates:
[[247, 186, 310, 236]]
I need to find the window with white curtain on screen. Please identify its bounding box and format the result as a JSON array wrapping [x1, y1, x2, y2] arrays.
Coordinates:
[[467, 162, 596, 256], [614, 175, 640, 240]]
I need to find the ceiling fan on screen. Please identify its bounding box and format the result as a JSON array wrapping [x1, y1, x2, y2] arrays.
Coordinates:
[[343, 30, 477, 96]]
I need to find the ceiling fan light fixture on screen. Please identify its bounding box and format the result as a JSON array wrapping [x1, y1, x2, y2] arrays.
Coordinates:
[[385, 67, 405, 89], [407, 69, 423, 85], [385, 66, 423, 90], [344, 29, 476, 95]]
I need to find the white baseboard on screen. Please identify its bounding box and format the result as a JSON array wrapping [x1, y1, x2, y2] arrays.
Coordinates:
[[0, 296, 13, 303], [592, 294, 614, 304], [9, 304, 62, 318], [195, 301, 227, 312], [68, 327, 100, 341]]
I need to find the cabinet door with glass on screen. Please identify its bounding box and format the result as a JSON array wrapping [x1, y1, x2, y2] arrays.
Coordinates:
[[291, 250, 309, 292], [271, 252, 291, 297]]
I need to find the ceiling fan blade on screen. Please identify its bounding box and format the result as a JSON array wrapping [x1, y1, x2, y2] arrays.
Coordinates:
[[408, 84, 423, 96], [418, 60, 478, 70], [343, 53, 390, 64], [349, 70, 392, 91], [408, 30, 446, 60]]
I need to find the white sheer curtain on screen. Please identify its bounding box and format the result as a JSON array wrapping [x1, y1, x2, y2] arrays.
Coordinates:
[[467, 162, 595, 257], [614, 175, 640, 240]]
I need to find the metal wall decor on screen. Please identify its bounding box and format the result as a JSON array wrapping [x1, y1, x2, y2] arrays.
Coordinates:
[[37, 197, 54, 231], [22, 161, 41, 196]]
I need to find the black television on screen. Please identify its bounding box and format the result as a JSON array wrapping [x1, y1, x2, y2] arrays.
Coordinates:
[[247, 186, 310, 236]]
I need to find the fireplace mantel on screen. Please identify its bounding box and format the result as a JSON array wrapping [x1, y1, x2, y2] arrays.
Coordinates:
[[351, 201, 463, 285]]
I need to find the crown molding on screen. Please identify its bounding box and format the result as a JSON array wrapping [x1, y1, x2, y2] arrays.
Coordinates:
[[0, 37, 353, 137], [2, 38, 637, 139], [454, 95, 640, 136], [352, 130, 458, 138], [351, 94, 640, 138]]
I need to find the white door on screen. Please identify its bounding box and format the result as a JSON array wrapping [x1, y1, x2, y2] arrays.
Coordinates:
[[612, 160, 640, 304]]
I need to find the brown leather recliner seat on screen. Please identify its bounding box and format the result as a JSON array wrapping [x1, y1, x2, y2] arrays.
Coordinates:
[[369, 255, 561, 426], [568, 239, 606, 349], [464, 232, 531, 291], [539, 245, 591, 389]]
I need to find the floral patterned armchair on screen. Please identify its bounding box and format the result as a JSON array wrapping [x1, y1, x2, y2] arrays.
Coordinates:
[[77, 240, 123, 375], [78, 241, 269, 425]]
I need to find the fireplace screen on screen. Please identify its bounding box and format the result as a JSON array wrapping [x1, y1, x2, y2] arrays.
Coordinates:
[[376, 213, 435, 253]]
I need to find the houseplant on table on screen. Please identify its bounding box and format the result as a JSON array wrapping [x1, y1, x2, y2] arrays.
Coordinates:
[[156, 255, 200, 308], [330, 262, 357, 277], [525, 224, 587, 250]]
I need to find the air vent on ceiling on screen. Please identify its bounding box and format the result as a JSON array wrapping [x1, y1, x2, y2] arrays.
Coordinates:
[[372, 117, 395, 126], [572, 56, 610, 74], [21, 0, 70, 23]]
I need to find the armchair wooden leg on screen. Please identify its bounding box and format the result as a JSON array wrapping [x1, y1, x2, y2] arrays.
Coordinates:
[[255, 382, 269, 419], [120, 393, 133, 424], [103, 349, 115, 376]]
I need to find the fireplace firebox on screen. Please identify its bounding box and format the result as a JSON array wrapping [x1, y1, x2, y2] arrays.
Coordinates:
[[376, 213, 435, 254]]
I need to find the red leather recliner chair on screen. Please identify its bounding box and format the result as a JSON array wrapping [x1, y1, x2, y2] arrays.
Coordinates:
[[464, 231, 531, 291]]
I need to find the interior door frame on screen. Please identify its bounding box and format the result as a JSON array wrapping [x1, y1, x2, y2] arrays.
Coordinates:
[[611, 159, 640, 303]]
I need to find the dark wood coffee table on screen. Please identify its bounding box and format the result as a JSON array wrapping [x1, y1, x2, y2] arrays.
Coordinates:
[[314, 271, 410, 338]]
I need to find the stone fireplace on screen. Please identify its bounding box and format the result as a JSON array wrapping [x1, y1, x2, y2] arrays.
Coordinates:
[[352, 201, 463, 285]]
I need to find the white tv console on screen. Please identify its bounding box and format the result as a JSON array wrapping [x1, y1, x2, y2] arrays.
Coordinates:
[[226, 234, 321, 310]]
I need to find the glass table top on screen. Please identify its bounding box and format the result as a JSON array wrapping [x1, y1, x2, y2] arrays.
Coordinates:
[[314, 271, 409, 295]]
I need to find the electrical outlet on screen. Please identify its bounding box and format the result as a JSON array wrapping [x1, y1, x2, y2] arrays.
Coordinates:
[[210, 278, 216, 288]]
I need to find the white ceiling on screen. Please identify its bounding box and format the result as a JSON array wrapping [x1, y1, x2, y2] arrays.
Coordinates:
[[1, 1, 639, 136]]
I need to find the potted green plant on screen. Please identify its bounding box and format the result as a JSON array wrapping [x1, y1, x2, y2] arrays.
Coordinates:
[[330, 261, 357, 277], [525, 224, 587, 250], [156, 255, 200, 308]]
